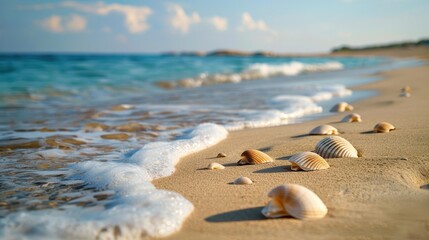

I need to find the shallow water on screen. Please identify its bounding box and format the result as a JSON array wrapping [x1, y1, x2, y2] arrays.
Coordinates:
[[0, 54, 422, 238]]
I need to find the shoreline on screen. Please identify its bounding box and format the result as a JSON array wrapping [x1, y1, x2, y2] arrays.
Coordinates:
[[154, 49, 429, 239]]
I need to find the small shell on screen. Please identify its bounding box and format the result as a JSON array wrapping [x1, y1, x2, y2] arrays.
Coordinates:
[[237, 149, 274, 165], [341, 113, 362, 123], [374, 122, 395, 133], [233, 176, 253, 185], [261, 184, 328, 219], [217, 152, 227, 158], [315, 136, 359, 158], [401, 86, 412, 93], [289, 152, 329, 171], [208, 162, 225, 170], [330, 102, 354, 112], [309, 125, 339, 135], [400, 92, 411, 97]]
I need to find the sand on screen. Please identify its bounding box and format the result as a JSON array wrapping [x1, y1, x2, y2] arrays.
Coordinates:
[[154, 47, 429, 240]]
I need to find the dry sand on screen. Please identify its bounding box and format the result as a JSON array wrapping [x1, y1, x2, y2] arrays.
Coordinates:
[[154, 48, 429, 240]]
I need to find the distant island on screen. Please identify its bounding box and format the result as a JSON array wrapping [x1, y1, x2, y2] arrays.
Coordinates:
[[160, 38, 429, 57], [331, 38, 429, 53]]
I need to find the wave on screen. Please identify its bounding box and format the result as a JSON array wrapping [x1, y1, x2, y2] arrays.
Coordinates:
[[156, 61, 344, 89], [1, 123, 228, 239]]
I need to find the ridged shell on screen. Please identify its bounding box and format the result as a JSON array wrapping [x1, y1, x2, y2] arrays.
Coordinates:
[[261, 184, 328, 219], [341, 113, 362, 123], [237, 149, 274, 165], [330, 102, 354, 112], [208, 162, 225, 170], [309, 125, 339, 135], [315, 136, 359, 158], [233, 176, 253, 185], [289, 152, 330, 171], [374, 122, 395, 133]]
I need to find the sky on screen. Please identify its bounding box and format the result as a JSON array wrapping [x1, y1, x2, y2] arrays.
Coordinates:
[[0, 0, 428, 53]]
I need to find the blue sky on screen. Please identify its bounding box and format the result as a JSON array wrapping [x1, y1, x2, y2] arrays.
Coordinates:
[[0, 0, 428, 53]]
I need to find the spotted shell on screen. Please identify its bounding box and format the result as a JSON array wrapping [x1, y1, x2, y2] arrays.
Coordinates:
[[289, 152, 330, 171], [309, 125, 339, 135], [208, 162, 225, 170], [341, 113, 362, 123], [315, 136, 359, 158], [233, 176, 253, 185], [330, 102, 354, 112], [237, 149, 274, 165], [374, 122, 395, 133], [261, 184, 328, 219]]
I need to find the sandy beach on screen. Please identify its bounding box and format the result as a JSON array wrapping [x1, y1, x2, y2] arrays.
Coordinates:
[[154, 47, 429, 240]]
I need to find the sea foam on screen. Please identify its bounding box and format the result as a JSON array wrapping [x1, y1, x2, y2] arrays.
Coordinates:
[[0, 123, 228, 239]]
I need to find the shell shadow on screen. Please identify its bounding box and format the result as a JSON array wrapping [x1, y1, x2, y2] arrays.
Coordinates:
[[258, 146, 272, 152], [290, 134, 309, 139], [420, 184, 429, 190], [253, 165, 292, 173], [205, 207, 266, 222], [276, 155, 294, 161], [360, 130, 375, 134]]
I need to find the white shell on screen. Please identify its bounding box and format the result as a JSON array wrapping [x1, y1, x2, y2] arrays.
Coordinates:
[[374, 122, 396, 133], [208, 162, 225, 170], [341, 113, 362, 123], [309, 125, 339, 135], [315, 136, 359, 158], [233, 176, 253, 185], [262, 184, 328, 219], [330, 102, 354, 112], [289, 152, 330, 171]]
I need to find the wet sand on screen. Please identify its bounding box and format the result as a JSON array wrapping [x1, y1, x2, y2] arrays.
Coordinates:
[[154, 47, 429, 240]]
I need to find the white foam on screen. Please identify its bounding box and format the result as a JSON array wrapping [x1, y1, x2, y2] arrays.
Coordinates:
[[1, 123, 228, 239], [157, 61, 344, 89]]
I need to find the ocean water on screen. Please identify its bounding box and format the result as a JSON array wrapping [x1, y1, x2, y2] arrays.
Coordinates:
[[0, 54, 422, 239]]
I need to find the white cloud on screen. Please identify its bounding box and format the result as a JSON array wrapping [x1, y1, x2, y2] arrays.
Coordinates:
[[34, 1, 152, 34], [208, 16, 228, 31], [239, 12, 277, 35], [40, 15, 63, 32], [39, 14, 86, 33], [67, 14, 86, 32], [167, 4, 200, 33]]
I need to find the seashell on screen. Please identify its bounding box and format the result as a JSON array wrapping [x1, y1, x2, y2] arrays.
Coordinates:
[[233, 176, 253, 185], [341, 113, 362, 123], [261, 184, 328, 219], [401, 86, 412, 93], [217, 152, 227, 158], [237, 149, 274, 165], [207, 162, 225, 170], [288, 152, 330, 171], [330, 102, 354, 112], [315, 136, 359, 158], [400, 92, 411, 97], [309, 125, 339, 135], [373, 122, 395, 133]]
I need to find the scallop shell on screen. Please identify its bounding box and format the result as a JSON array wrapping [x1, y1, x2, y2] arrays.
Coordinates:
[[401, 86, 412, 93], [261, 184, 328, 219], [233, 176, 253, 185], [341, 113, 362, 123], [237, 149, 274, 165], [315, 136, 359, 158], [289, 152, 329, 171], [374, 122, 395, 133], [330, 102, 354, 112], [208, 162, 225, 170], [309, 125, 339, 135]]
